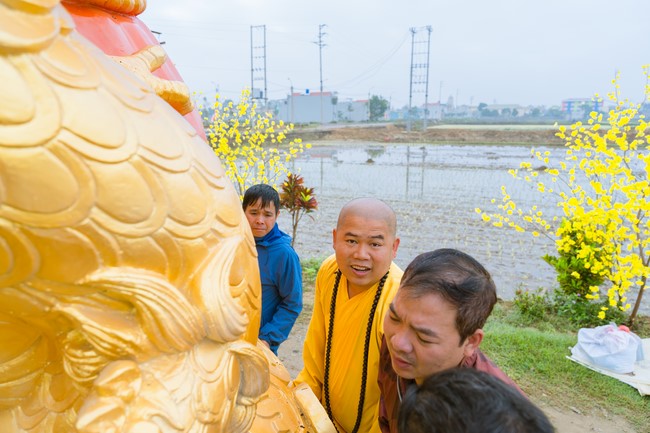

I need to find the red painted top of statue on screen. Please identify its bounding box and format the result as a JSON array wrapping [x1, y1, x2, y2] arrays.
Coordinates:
[[62, 0, 206, 140]]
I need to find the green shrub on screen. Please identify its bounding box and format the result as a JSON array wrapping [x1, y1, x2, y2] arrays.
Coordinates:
[[513, 288, 552, 321], [512, 286, 628, 330], [552, 290, 627, 328], [301, 257, 324, 288]]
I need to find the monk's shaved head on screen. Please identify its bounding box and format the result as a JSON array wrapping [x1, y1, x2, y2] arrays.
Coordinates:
[[337, 198, 397, 236]]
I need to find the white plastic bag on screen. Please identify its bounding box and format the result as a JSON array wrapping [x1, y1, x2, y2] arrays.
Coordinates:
[[571, 323, 644, 374]]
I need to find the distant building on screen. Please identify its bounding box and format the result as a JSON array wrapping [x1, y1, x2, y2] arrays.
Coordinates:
[[444, 104, 478, 118], [562, 98, 603, 119], [388, 106, 410, 121], [422, 102, 445, 120], [273, 91, 337, 123], [388, 104, 436, 122], [265, 89, 604, 124], [270, 92, 378, 124], [335, 99, 369, 122], [485, 104, 526, 117]]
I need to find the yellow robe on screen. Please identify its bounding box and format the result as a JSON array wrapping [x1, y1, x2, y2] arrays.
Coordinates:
[[295, 255, 403, 433]]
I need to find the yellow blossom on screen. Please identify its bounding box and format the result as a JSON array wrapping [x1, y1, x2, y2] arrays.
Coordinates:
[[206, 88, 310, 196]]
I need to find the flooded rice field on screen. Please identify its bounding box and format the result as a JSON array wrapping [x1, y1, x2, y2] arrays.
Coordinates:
[[277, 141, 649, 315]]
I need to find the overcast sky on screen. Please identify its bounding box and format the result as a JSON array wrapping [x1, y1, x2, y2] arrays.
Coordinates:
[[140, 0, 649, 108]]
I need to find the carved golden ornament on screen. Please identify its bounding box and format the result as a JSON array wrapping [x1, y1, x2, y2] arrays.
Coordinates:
[[0, 1, 336, 432], [64, 0, 146, 15], [253, 343, 337, 433], [110, 46, 194, 116], [0, 0, 268, 431]]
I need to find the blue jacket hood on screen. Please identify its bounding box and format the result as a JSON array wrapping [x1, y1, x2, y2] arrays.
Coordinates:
[[255, 223, 292, 248]]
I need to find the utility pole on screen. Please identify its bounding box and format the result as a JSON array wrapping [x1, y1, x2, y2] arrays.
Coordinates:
[[315, 24, 327, 125], [367, 91, 371, 121], [250, 25, 267, 107], [288, 78, 294, 123], [407, 28, 415, 132], [423, 25, 432, 130]]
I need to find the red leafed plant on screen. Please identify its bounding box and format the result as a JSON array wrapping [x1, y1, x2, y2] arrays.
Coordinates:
[[280, 173, 318, 246]]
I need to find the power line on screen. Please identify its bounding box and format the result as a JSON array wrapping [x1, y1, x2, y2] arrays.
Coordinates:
[[330, 31, 409, 90]]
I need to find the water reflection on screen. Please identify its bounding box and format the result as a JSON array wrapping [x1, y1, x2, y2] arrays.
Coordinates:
[[283, 142, 648, 315], [297, 143, 562, 215]]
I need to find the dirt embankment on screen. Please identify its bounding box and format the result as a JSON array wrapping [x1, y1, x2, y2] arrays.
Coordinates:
[[290, 123, 565, 145]]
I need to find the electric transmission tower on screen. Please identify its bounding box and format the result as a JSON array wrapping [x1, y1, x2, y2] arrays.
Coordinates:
[[250, 25, 267, 106], [314, 24, 327, 124], [407, 25, 432, 131]]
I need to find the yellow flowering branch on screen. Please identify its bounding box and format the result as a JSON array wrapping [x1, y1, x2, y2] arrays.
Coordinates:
[[477, 67, 650, 324], [202, 88, 311, 197]]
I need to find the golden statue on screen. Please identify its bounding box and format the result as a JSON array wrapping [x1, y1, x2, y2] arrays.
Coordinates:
[[0, 0, 334, 432]]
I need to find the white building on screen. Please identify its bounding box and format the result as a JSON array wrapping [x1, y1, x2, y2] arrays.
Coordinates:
[[272, 92, 374, 124], [334, 99, 369, 122], [273, 92, 337, 124]]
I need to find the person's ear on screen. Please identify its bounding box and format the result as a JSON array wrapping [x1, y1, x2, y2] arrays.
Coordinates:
[[332, 228, 337, 249], [391, 237, 400, 258], [462, 329, 484, 358]]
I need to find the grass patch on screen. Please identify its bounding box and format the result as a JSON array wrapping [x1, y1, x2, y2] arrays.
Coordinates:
[[301, 256, 325, 289], [482, 302, 650, 430], [296, 257, 326, 325]]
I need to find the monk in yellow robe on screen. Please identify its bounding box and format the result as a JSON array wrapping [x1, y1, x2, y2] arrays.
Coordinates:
[[295, 198, 403, 433]]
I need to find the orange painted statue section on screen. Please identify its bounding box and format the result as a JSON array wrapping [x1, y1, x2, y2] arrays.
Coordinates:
[[62, 0, 206, 139], [0, 0, 334, 432]]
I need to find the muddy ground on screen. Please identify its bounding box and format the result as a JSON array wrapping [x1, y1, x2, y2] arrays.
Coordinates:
[[291, 122, 565, 145]]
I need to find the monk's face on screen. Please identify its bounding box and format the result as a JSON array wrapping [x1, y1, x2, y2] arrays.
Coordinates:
[[332, 212, 399, 294]]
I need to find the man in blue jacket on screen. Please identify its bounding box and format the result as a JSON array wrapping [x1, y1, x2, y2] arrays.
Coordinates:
[[243, 184, 303, 355]]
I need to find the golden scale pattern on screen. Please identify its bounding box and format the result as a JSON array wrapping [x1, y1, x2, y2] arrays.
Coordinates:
[[0, 0, 335, 431]]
